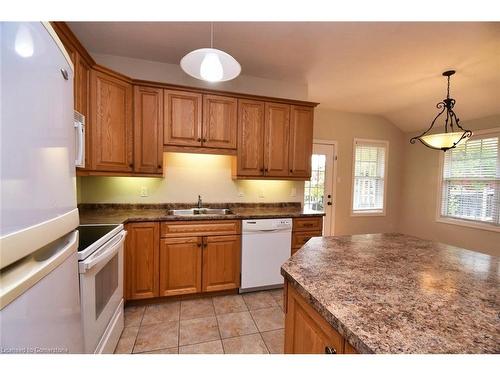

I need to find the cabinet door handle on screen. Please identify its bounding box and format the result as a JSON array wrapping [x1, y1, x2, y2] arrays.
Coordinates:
[[129, 163, 133, 168], [289, 169, 293, 173], [197, 138, 201, 142], [303, 223, 314, 227], [325, 346, 337, 354], [202, 138, 207, 142]]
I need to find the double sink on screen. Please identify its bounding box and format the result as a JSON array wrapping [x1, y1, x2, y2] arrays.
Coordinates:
[[167, 208, 233, 216]]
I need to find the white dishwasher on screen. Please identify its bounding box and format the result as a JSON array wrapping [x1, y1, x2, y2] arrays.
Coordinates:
[[240, 218, 292, 292]]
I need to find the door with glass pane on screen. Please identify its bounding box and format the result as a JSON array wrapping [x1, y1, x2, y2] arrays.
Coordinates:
[[304, 143, 335, 235]]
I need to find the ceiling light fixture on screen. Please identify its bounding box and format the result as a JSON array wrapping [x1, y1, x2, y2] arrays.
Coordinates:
[[180, 22, 241, 82], [410, 70, 472, 151]]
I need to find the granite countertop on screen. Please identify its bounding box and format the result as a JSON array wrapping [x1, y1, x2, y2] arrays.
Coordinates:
[[281, 233, 499, 354], [78, 203, 324, 225]]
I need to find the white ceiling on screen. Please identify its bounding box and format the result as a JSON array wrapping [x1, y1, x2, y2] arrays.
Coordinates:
[[67, 22, 500, 132]]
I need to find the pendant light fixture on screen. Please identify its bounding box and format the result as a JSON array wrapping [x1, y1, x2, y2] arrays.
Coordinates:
[[410, 70, 472, 151], [180, 23, 241, 82]]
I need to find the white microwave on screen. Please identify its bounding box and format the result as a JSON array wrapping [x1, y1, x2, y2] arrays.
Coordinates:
[[74, 110, 85, 168]]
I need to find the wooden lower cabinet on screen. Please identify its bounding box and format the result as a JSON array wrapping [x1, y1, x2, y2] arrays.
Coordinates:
[[124, 220, 242, 301], [285, 282, 356, 354], [344, 340, 358, 354], [202, 235, 241, 292], [159, 237, 202, 296], [125, 222, 159, 300], [292, 231, 322, 254], [291, 216, 323, 254]]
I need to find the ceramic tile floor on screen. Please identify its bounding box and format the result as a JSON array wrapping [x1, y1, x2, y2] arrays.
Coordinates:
[[115, 288, 285, 354]]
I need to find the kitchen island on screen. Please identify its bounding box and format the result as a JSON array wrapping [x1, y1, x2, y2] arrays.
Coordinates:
[[281, 233, 499, 354]]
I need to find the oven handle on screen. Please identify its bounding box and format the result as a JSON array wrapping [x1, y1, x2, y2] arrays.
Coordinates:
[[79, 231, 127, 273]]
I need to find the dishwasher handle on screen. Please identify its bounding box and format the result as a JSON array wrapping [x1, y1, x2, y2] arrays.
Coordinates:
[[242, 228, 292, 234]]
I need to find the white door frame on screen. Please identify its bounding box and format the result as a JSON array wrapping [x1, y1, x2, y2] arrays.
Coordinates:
[[312, 139, 338, 236]]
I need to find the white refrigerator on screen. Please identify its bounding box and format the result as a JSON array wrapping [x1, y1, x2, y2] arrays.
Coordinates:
[[0, 22, 84, 353]]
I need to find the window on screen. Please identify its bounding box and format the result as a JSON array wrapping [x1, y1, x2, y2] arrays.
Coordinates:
[[351, 139, 388, 215], [439, 130, 500, 229], [304, 154, 326, 211]]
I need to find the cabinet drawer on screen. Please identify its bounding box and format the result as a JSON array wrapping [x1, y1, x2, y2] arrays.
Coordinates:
[[293, 217, 323, 232], [292, 231, 322, 249], [161, 220, 241, 238]]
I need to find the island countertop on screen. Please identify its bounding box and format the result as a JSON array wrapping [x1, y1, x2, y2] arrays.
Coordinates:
[[280, 233, 499, 354]]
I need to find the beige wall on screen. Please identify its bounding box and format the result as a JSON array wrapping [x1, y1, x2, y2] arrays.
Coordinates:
[[399, 115, 500, 256], [313, 107, 405, 235], [78, 153, 303, 204]]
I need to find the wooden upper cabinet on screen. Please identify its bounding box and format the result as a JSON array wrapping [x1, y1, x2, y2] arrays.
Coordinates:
[[134, 86, 164, 174], [75, 56, 91, 169], [237, 99, 265, 177], [202, 235, 241, 292], [90, 70, 133, 172], [289, 105, 314, 178], [57, 31, 91, 170], [159, 237, 202, 297], [202, 95, 237, 149], [163, 90, 202, 147], [75, 56, 90, 116], [125, 222, 160, 300], [264, 102, 290, 177]]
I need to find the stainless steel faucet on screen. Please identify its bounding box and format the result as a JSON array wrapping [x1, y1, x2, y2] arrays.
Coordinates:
[[197, 195, 202, 209]]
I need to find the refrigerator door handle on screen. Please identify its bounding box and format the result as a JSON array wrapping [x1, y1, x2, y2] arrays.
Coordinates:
[[0, 230, 79, 310]]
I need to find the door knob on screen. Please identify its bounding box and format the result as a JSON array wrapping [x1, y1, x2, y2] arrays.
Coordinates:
[[327, 202, 332, 206]]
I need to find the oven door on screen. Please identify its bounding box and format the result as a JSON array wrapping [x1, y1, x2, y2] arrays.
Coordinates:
[[79, 230, 126, 353]]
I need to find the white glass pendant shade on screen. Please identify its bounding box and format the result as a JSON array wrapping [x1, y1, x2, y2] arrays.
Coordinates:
[[420, 132, 469, 150], [181, 48, 241, 82], [200, 52, 223, 81]]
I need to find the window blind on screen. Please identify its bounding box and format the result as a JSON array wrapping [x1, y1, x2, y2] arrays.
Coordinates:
[[441, 134, 500, 226], [352, 140, 387, 213]]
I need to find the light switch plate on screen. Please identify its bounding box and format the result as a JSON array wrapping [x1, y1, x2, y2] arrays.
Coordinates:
[[140, 186, 148, 197]]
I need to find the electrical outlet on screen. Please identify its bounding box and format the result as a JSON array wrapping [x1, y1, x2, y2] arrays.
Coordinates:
[[140, 186, 148, 197], [259, 189, 265, 198], [238, 189, 244, 198], [290, 187, 297, 197]]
